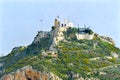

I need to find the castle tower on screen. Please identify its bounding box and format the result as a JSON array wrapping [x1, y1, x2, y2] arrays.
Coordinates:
[[54, 18, 60, 28], [53, 18, 60, 37]]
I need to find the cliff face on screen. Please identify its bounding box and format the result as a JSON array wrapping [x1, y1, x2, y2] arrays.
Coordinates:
[[1, 66, 61, 80]]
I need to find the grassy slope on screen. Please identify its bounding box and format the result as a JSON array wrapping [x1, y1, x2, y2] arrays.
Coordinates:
[[1, 38, 120, 79]]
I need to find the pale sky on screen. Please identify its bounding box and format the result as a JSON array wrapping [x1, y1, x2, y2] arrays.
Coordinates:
[[0, 0, 120, 56]]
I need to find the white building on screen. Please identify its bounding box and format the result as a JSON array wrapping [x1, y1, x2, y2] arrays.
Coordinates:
[[76, 27, 94, 40], [60, 19, 73, 28]]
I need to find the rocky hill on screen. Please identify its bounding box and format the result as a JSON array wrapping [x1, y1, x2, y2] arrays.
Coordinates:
[[0, 18, 120, 80]]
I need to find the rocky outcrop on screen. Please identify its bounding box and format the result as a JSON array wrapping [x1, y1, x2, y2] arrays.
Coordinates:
[[33, 31, 50, 43], [100, 36, 114, 45], [1, 65, 62, 80]]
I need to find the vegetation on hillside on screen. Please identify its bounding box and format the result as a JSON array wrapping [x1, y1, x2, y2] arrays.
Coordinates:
[[0, 28, 120, 79]]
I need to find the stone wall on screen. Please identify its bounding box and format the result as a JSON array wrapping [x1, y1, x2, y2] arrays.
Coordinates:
[[76, 33, 94, 40], [99, 36, 114, 45], [58, 27, 67, 32]]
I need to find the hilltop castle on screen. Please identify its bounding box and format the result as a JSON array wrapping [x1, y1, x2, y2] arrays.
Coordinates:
[[32, 17, 114, 57], [51, 18, 95, 45], [33, 17, 114, 45]]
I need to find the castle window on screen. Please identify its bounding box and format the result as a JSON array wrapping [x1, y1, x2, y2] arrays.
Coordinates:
[[64, 24, 66, 26], [62, 24, 63, 27]]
